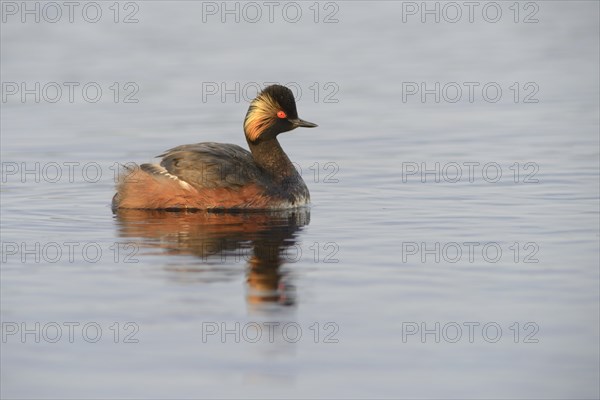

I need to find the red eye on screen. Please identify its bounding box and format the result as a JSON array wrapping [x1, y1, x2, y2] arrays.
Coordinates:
[[277, 111, 287, 119]]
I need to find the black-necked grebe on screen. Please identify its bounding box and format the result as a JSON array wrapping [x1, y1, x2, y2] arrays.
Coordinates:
[[112, 84, 317, 210]]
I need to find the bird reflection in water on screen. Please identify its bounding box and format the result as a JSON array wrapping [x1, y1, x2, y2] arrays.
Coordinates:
[[113, 208, 310, 307]]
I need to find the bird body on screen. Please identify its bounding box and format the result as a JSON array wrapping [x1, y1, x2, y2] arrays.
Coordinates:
[[112, 85, 317, 210]]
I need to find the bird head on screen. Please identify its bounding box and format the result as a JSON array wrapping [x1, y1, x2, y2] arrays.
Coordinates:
[[243, 84, 317, 143]]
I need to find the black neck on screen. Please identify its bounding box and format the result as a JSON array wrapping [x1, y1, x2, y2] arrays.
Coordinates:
[[247, 138, 298, 181]]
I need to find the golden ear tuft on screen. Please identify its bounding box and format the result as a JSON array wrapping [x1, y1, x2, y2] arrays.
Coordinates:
[[244, 93, 280, 141]]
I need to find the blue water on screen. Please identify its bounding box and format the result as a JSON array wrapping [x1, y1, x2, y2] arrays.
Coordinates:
[[1, 1, 599, 398]]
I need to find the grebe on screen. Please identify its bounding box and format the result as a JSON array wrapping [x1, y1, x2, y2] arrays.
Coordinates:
[[112, 84, 317, 211]]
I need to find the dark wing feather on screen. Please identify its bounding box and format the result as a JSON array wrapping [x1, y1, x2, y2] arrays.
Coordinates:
[[158, 142, 263, 190]]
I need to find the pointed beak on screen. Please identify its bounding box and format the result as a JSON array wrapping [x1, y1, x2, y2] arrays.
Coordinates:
[[290, 118, 318, 128]]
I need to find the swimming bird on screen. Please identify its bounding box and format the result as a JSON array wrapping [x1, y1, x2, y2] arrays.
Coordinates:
[[112, 84, 317, 210]]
